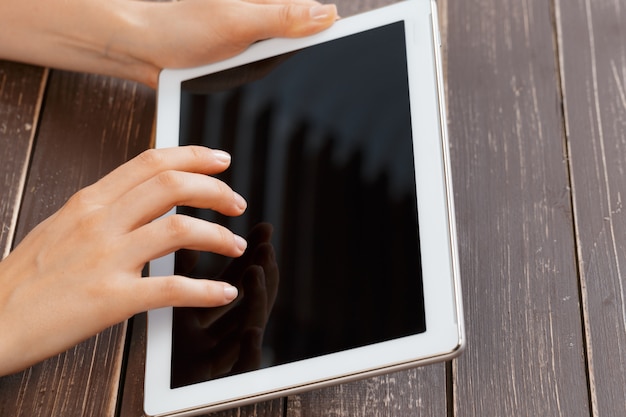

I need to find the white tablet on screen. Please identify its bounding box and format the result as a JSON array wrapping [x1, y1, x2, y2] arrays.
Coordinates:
[[146, 1, 464, 416]]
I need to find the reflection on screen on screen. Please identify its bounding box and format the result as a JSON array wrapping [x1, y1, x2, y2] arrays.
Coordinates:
[[171, 21, 425, 389]]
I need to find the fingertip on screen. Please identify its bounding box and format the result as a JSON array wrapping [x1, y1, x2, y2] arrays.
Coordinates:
[[212, 149, 231, 164], [233, 192, 248, 212], [304, 3, 338, 34], [264, 2, 339, 39], [223, 283, 239, 302], [203, 280, 240, 306], [309, 4, 338, 21], [234, 234, 248, 255], [141, 276, 240, 309]]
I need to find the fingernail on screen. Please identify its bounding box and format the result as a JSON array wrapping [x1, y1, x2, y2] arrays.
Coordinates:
[[224, 284, 238, 301], [310, 4, 337, 20], [235, 234, 248, 252], [213, 149, 231, 163], [233, 192, 247, 211]]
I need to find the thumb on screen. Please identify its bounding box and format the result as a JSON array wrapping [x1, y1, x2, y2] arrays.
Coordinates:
[[137, 276, 239, 311], [244, 3, 339, 40]]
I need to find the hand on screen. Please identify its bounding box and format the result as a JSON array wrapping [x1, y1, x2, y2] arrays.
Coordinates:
[[0, 0, 338, 87], [0, 146, 247, 376]]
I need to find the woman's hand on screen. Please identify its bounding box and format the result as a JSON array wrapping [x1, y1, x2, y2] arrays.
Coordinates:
[[0, 146, 247, 376], [0, 0, 338, 87]]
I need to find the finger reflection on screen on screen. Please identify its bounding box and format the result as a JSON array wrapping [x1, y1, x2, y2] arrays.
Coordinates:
[[171, 223, 278, 388]]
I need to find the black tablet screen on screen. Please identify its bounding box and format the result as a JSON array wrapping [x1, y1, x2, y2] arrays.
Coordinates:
[[170, 21, 425, 389]]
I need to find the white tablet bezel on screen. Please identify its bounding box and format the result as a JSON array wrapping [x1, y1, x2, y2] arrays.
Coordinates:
[[146, 1, 464, 416]]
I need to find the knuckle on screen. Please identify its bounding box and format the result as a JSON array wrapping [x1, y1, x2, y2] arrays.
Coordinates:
[[216, 225, 236, 252], [217, 225, 231, 243], [141, 276, 182, 310], [188, 145, 211, 162], [278, 5, 296, 27], [63, 190, 108, 235], [155, 170, 185, 190], [164, 214, 194, 238], [158, 276, 183, 305], [137, 148, 166, 170], [213, 178, 231, 198], [66, 186, 97, 211]]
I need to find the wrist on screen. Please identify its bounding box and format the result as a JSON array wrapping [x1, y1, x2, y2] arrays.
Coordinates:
[[52, 0, 159, 85]]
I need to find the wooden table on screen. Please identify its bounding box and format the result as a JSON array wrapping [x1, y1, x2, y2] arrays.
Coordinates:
[[1, 0, 625, 415]]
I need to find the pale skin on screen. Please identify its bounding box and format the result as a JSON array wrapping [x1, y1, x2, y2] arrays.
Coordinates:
[[0, 0, 337, 375], [0, 0, 338, 87]]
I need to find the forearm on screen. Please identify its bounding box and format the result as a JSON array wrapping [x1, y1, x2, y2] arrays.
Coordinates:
[[0, 0, 337, 88], [0, 0, 155, 83]]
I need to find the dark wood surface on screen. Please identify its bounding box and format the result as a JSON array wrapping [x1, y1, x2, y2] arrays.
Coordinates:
[[0, 63, 46, 259], [556, 0, 626, 414], [1, 0, 625, 416], [446, 0, 591, 416]]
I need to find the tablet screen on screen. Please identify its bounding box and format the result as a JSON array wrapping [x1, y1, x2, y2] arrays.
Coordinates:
[[171, 21, 425, 389]]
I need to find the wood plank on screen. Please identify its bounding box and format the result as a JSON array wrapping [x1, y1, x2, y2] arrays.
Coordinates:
[[555, 0, 626, 415], [118, 314, 146, 417], [0, 61, 47, 258], [285, 366, 448, 417], [0, 70, 155, 417], [444, 0, 591, 415]]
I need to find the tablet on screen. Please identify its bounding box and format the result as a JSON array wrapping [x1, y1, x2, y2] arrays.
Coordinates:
[[146, 1, 464, 415]]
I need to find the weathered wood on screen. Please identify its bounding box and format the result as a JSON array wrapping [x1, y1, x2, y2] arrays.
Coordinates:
[[445, 0, 591, 415], [0, 61, 47, 258], [7, 0, 626, 415], [555, 0, 626, 415], [286, 366, 447, 417], [12, 72, 155, 229], [0, 70, 155, 417], [118, 314, 146, 417]]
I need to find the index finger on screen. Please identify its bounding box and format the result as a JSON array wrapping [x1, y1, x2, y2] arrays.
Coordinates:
[[90, 146, 232, 204]]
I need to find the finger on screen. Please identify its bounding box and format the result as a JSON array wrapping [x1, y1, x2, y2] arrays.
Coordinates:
[[236, 2, 338, 41], [197, 265, 265, 335], [136, 275, 239, 311], [112, 170, 247, 230], [124, 214, 247, 263], [86, 146, 232, 204]]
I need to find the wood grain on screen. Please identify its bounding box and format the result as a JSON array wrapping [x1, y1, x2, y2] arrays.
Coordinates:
[[556, 0, 626, 415], [286, 367, 447, 417], [0, 70, 155, 417], [6, 0, 626, 415], [0, 61, 47, 258], [445, 0, 591, 415]]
